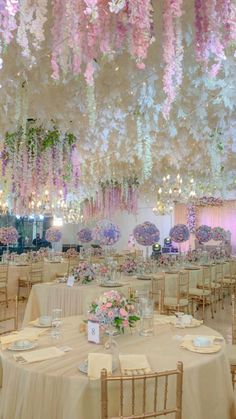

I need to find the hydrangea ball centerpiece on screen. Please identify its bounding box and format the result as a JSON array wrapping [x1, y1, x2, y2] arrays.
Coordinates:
[[89, 290, 139, 333], [77, 228, 92, 243], [133, 221, 160, 246], [195, 225, 212, 243], [212, 227, 227, 242], [0, 227, 18, 245], [45, 227, 62, 242], [92, 220, 120, 246], [169, 224, 190, 243]]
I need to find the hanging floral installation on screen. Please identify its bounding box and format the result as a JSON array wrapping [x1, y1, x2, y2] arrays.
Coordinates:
[[81, 177, 139, 221], [0, 120, 80, 215], [187, 204, 197, 233]]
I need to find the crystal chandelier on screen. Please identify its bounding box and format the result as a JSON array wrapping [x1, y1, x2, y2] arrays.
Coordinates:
[[153, 174, 196, 216]]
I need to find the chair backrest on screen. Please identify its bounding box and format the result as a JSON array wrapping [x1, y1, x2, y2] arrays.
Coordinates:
[[177, 271, 189, 301], [232, 295, 236, 344], [198, 266, 211, 288], [30, 260, 44, 282], [101, 362, 183, 419], [0, 263, 9, 286], [0, 296, 18, 334], [215, 264, 223, 282], [151, 275, 165, 312]]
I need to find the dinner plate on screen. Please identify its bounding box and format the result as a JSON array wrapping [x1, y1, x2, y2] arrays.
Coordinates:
[[100, 282, 123, 287], [185, 343, 222, 354], [184, 267, 201, 270], [137, 276, 152, 280], [8, 340, 38, 351], [78, 359, 117, 375]]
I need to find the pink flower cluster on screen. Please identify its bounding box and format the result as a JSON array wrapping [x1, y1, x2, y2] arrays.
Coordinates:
[[89, 290, 139, 332], [45, 227, 62, 243]]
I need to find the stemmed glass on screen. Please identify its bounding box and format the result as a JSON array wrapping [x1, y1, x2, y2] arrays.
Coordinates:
[[51, 308, 63, 339]]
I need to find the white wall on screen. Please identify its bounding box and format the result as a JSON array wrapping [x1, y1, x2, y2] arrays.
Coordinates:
[[61, 197, 173, 251]]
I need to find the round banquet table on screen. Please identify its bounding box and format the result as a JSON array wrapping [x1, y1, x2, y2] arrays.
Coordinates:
[[7, 260, 69, 297], [22, 277, 151, 327], [0, 316, 235, 419]]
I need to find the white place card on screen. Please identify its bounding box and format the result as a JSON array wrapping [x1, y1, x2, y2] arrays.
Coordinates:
[[67, 275, 75, 287], [87, 320, 100, 344]]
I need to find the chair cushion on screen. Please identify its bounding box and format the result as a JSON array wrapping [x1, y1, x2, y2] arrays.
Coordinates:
[[189, 288, 211, 296], [164, 297, 189, 307], [226, 344, 236, 365]]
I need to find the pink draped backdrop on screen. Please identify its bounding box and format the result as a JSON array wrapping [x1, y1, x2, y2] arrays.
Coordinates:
[[174, 201, 236, 253]]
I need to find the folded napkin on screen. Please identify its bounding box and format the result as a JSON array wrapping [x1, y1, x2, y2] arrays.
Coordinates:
[[13, 346, 65, 364], [119, 354, 151, 375], [88, 353, 112, 379], [1, 327, 47, 349]]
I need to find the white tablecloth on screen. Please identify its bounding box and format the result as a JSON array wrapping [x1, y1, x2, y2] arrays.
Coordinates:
[[0, 316, 234, 419]]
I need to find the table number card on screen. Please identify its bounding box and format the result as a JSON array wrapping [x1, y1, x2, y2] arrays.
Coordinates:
[[87, 320, 100, 344], [67, 275, 75, 287]]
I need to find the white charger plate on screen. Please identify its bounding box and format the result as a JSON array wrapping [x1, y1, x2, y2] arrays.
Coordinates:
[[100, 283, 123, 287], [8, 341, 38, 351]]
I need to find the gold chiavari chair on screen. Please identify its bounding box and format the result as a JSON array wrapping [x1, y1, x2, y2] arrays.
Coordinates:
[[213, 263, 224, 310], [100, 362, 183, 419], [151, 274, 165, 313], [18, 259, 44, 299], [163, 271, 190, 315], [0, 263, 9, 307], [198, 266, 222, 313], [226, 295, 236, 388], [189, 266, 214, 321], [0, 296, 18, 335], [221, 261, 236, 298]]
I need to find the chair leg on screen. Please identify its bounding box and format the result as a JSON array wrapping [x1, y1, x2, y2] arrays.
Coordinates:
[[5, 286, 8, 308], [202, 297, 205, 322]]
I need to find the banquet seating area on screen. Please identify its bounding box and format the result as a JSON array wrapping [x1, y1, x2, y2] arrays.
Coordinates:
[[1, 0, 236, 418]]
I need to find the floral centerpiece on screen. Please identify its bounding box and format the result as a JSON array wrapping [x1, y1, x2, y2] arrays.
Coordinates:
[[65, 248, 78, 258], [45, 227, 62, 243], [212, 227, 227, 242], [133, 221, 160, 246], [77, 228, 92, 243], [89, 290, 139, 333], [92, 220, 120, 246], [195, 225, 212, 243], [169, 224, 190, 243], [72, 262, 96, 284], [0, 227, 18, 245], [121, 257, 137, 274]]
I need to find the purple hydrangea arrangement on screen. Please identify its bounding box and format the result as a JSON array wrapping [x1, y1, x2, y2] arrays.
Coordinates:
[[45, 227, 62, 243], [77, 227, 92, 243], [0, 227, 18, 245], [195, 225, 212, 243], [92, 220, 120, 246], [133, 221, 160, 246], [169, 224, 190, 243], [212, 227, 227, 241]]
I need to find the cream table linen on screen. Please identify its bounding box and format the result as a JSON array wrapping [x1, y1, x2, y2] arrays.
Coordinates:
[[7, 260, 69, 297], [0, 316, 235, 419], [22, 278, 151, 326]]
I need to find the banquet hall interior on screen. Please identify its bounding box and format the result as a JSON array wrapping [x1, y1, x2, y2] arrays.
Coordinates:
[[0, 0, 236, 418]]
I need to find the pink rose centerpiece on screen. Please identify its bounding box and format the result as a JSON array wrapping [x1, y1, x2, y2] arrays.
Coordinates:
[[89, 290, 139, 333], [122, 257, 137, 274], [72, 261, 95, 284]]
